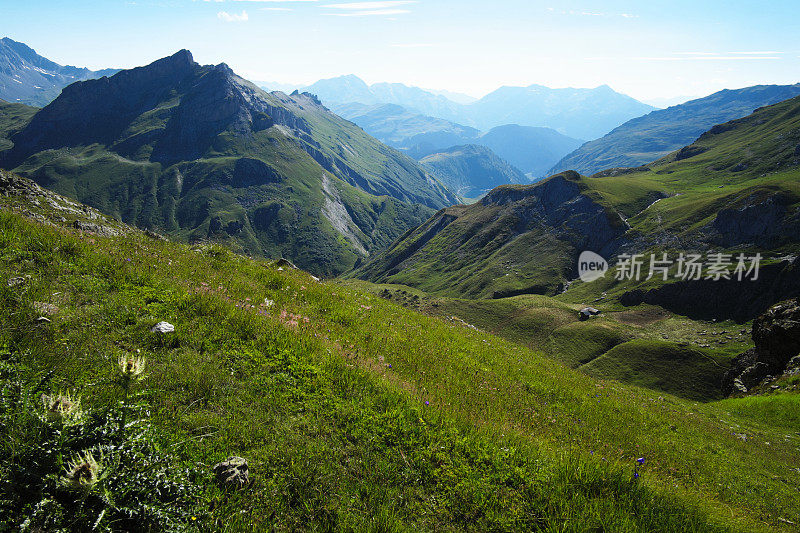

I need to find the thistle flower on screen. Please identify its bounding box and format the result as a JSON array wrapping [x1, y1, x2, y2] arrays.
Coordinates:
[[118, 354, 146, 379], [61, 450, 103, 491], [42, 392, 83, 424]]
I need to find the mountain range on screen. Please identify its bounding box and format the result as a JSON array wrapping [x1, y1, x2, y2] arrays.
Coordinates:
[[303, 74, 655, 140], [551, 84, 800, 176], [353, 94, 800, 313], [0, 37, 117, 107], [0, 50, 457, 277], [334, 102, 583, 177]]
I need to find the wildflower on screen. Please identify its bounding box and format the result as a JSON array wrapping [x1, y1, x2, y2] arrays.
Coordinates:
[[424, 401, 429, 406], [42, 392, 83, 423], [636, 457, 645, 465], [633, 471, 639, 480], [387, 364, 392, 369], [62, 450, 103, 491], [118, 354, 146, 379]]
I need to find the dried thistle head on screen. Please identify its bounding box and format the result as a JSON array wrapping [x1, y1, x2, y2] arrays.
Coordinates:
[[41, 392, 83, 424], [118, 354, 146, 379], [62, 450, 103, 491]]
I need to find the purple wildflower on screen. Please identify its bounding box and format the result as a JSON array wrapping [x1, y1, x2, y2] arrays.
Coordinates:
[[424, 400, 429, 406], [636, 457, 645, 465]]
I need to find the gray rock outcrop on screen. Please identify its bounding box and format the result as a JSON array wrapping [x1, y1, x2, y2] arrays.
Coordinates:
[[723, 298, 800, 395]]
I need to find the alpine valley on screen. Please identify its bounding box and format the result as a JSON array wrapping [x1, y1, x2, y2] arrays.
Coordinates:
[[2, 31, 800, 533]]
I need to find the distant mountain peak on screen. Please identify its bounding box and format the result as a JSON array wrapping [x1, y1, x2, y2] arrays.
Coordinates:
[[0, 37, 118, 106]]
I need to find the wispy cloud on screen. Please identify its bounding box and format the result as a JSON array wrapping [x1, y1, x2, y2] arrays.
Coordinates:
[[323, 1, 415, 8], [390, 43, 433, 48], [205, 0, 319, 2], [547, 7, 637, 18], [218, 9, 249, 21], [326, 8, 409, 16], [588, 53, 782, 62], [321, 1, 415, 16]]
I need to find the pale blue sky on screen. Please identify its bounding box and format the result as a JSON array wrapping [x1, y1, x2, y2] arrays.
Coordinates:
[[2, 0, 799, 101]]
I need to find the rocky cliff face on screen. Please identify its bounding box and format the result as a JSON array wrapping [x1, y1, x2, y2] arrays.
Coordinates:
[[710, 192, 799, 248], [620, 256, 800, 323], [723, 298, 800, 395]]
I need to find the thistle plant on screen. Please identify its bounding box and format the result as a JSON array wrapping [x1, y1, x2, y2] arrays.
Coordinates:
[[117, 353, 146, 439], [41, 391, 83, 425], [118, 353, 146, 382], [61, 450, 104, 491], [41, 391, 84, 471]]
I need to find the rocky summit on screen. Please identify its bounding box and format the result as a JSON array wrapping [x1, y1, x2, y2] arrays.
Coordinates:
[[0, 50, 457, 276]]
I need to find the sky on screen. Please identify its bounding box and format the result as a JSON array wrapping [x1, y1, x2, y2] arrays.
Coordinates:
[[2, 0, 800, 103]]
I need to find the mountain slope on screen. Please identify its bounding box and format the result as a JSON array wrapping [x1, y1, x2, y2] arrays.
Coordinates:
[[1, 183, 798, 531], [0, 99, 37, 151], [0, 50, 457, 276], [476, 124, 584, 177], [419, 144, 528, 198], [353, 171, 627, 298], [354, 96, 800, 311], [550, 84, 800, 176], [466, 84, 655, 139], [0, 37, 117, 106]]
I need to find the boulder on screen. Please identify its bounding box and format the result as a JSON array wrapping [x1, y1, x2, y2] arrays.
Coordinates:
[[579, 307, 601, 321], [213, 456, 249, 488], [150, 321, 175, 334]]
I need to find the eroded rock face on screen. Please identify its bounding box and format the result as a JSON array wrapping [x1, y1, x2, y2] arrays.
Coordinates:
[[723, 298, 800, 395], [711, 194, 792, 248], [751, 298, 800, 367], [213, 456, 249, 489]]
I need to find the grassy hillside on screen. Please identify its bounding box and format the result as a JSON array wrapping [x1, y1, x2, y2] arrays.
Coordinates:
[[350, 171, 627, 299], [1, 180, 799, 531], [0, 51, 457, 278], [354, 96, 800, 313], [420, 144, 527, 199], [550, 84, 800, 176], [346, 285, 751, 402], [0, 99, 37, 151]]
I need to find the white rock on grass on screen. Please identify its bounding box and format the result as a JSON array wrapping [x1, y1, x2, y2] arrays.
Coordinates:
[[151, 321, 175, 334]]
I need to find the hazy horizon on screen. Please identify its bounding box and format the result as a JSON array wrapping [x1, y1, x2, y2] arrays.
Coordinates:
[[3, 0, 799, 103]]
